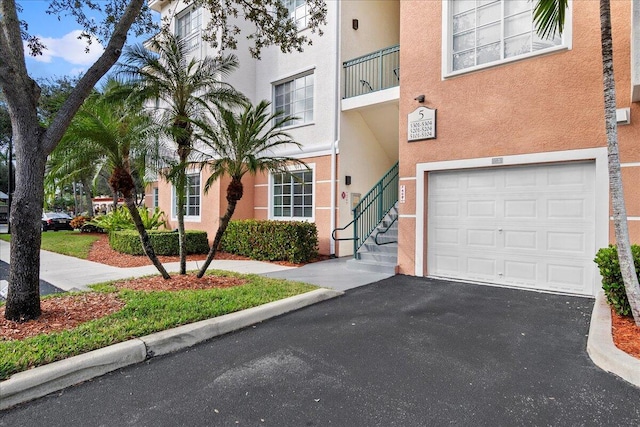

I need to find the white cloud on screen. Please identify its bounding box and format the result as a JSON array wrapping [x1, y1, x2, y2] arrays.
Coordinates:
[[69, 67, 87, 76], [27, 30, 104, 65]]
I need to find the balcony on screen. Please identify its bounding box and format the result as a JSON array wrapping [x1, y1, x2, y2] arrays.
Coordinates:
[[343, 45, 399, 99], [148, 0, 169, 13]]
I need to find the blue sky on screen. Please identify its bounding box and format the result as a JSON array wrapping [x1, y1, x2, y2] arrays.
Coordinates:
[[18, 1, 155, 81]]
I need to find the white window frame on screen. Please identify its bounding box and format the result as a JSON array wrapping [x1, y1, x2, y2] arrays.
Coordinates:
[[283, 0, 309, 29], [442, 0, 572, 78], [269, 164, 315, 222], [272, 71, 315, 129], [175, 6, 202, 52], [171, 172, 202, 222]]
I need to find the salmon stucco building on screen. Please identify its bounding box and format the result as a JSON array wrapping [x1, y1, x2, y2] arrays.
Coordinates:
[[147, 0, 640, 297]]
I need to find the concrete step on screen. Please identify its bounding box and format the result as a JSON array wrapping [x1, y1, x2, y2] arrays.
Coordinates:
[[357, 251, 397, 264], [362, 242, 397, 254], [346, 258, 397, 275]]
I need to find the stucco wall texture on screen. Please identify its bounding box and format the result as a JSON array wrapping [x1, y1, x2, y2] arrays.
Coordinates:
[[398, 1, 640, 275]]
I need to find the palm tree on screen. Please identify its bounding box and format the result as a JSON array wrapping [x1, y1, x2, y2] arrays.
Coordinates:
[[119, 32, 245, 275], [57, 79, 171, 279], [534, 0, 640, 325], [195, 100, 306, 278]]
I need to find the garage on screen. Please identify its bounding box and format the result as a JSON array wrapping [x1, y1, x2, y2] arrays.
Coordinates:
[[427, 162, 596, 296]]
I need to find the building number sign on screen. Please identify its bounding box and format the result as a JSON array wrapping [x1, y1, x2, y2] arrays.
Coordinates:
[[408, 106, 436, 142]]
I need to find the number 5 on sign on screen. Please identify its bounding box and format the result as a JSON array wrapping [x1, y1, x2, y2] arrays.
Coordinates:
[[408, 106, 436, 142]]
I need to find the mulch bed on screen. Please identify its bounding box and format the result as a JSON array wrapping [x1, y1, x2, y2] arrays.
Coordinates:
[[1, 293, 125, 341], [86, 233, 248, 267], [611, 310, 640, 359]]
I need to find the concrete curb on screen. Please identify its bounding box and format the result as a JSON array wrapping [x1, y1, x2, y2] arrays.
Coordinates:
[[586, 291, 640, 387], [0, 288, 343, 411]]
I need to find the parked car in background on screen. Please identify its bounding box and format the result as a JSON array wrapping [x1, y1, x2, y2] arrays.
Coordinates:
[[41, 212, 74, 231]]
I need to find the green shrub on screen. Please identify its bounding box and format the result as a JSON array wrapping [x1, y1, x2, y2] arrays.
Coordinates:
[[109, 229, 209, 256], [88, 206, 167, 233], [593, 244, 640, 316], [221, 220, 318, 263]]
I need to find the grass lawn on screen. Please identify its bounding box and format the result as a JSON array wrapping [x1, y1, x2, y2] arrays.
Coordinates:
[[0, 231, 100, 259], [0, 271, 316, 380]]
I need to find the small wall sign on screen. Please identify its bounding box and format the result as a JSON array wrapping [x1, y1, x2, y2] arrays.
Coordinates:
[[408, 106, 436, 142]]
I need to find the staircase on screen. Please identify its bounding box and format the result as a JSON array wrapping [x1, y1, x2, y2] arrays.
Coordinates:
[[346, 204, 398, 274], [332, 162, 399, 275]]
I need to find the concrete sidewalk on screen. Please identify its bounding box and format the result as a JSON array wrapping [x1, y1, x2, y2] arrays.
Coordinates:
[[0, 239, 297, 292], [0, 240, 391, 292]]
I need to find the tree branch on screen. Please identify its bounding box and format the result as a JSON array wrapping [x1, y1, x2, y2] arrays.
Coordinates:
[[43, 0, 146, 155]]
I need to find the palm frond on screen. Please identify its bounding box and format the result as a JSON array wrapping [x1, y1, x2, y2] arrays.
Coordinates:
[[533, 0, 568, 40]]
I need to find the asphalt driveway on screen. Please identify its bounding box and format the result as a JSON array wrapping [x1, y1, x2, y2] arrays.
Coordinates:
[[1, 276, 639, 426]]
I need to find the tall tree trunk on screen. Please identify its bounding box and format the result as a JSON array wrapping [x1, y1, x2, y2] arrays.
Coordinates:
[[124, 194, 171, 279], [197, 179, 242, 278], [600, 0, 640, 324], [176, 167, 187, 275], [82, 177, 94, 217], [4, 128, 46, 321], [111, 186, 118, 211]]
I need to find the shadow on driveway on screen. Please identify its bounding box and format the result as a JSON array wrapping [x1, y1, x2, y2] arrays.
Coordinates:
[[1, 276, 639, 425]]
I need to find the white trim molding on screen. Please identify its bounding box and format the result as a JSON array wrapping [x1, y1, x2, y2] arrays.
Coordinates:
[[414, 148, 609, 280]]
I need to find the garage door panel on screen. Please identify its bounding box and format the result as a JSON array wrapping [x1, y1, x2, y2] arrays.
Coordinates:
[[547, 231, 587, 254], [467, 200, 497, 218], [467, 172, 498, 189], [467, 257, 497, 280], [434, 228, 460, 245], [547, 263, 588, 292], [503, 230, 537, 250], [434, 254, 462, 276], [547, 199, 588, 219], [434, 201, 459, 217], [505, 170, 537, 188], [504, 260, 538, 284], [546, 163, 594, 187], [467, 228, 496, 248], [504, 199, 538, 218], [428, 162, 596, 296]]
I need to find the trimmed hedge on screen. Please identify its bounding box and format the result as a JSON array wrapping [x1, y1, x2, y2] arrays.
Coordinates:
[[109, 230, 209, 256], [220, 219, 318, 264], [594, 244, 640, 317]]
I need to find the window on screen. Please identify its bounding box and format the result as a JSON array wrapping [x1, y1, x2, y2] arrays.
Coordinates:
[[283, 0, 309, 29], [153, 187, 159, 208], [446, 0, 566, 75], [175, 7, 202, 51], [172, 173, 200, 219], [272, 169, 313, 219], [274, 73, 314, 127]]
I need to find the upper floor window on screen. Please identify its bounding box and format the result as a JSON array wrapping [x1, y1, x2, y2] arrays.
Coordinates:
[[274, 72, 314, 127], [445, 0, 569, 76], [271, 168, 314, 220], [176, 7, 202, 51], [284, 0, 309, 29], [172, 172, 201, 220]]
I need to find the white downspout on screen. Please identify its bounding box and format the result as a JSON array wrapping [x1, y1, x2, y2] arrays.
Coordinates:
[[330, 0, 341, 257]]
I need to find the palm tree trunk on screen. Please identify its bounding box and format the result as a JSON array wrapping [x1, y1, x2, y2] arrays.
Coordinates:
[[197, 198, 238, 278], [600, 0, 640, 324], [124, 195, 171, 279], [176, 168, 187, 275]]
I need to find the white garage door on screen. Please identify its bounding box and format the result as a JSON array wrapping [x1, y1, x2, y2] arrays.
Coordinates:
[[427, 162, 596, 295]]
